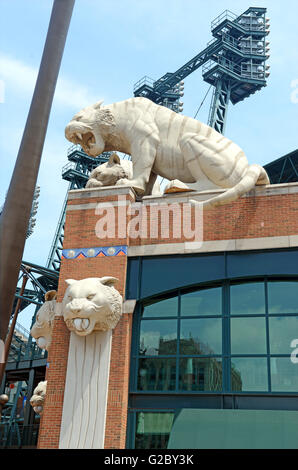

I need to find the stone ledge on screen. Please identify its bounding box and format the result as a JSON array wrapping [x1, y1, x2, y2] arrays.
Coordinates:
[[127, 234, 297, 257], [68, 185, 136, 200], [66, 182, 298, 205]]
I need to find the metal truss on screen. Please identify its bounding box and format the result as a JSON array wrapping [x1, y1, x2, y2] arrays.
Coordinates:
[[134, 6, 270, 134]]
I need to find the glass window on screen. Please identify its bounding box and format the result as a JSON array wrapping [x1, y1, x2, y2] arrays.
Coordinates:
[[231, 357, 268, 392], [271, 357, 298, 392], [269, 316, 298, 354], [180, 318, 222, 355], [230, 282, 265, 315], [231, 317, 267, 354], [268, 281, 298, 314], [142, 296, 178, 318], [138, 358, 176, 391], [179, 358, 222, 391], [135, 412, 174, 449], [134, 278, 298, 396], [139, 319, 177, 355], [167, 409, 298, 449], [181, 287, 221, 316]]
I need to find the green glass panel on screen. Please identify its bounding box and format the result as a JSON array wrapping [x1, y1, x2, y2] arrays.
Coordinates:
[[138, 358, 176, 391], [181, 287, 221, 316], [271, 357, 298, 392], [135, 412, 174, 449], [231, 357, 268, 392], [231, 317, 267, 354], [180, 318, 222, 355], [268, 281, 298, 314], [139, 319, 177, 355], [230, 282, 265, 315], [269, 316, 298, 354], [179, 357, 222, 391], [143, 296, 178, 318], [167, 409, 298, 449]]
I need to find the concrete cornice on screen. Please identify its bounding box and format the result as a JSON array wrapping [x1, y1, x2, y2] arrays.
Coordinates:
[[66, 182, 298, 205], [127, 235, 298, 257]]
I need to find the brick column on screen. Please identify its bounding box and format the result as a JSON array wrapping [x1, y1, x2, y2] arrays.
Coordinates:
[[38, 186, 136, 448], [104, 301, 135, 448], [37, 316, 70, 448]]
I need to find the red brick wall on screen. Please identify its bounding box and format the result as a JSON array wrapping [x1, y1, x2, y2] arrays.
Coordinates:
[[104, 312, 133, 448], [128, 193, 298, 245], [202, 193, 298, 240], [37, 316, 70, 448]]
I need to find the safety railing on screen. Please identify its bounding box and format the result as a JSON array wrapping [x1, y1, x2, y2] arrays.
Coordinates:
[[202, 56, 241, 77], [211, 9, 237, 31], [202, 56, 266, 81], [67, 143, 83, 156], [134, 76, 155, 92], [7, 338, 47, 363], [13, 321, 30, 340], [0, 423, 40, 448]]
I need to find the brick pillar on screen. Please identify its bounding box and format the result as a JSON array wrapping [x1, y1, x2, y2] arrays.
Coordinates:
[[37, 316, 70, 448], [38, 186, 136, 448], [104, 301, 135, 448]]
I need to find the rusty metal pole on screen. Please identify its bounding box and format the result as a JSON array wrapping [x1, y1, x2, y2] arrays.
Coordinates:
[[0, 0, 75, 344], [0, 273, 29, 385]]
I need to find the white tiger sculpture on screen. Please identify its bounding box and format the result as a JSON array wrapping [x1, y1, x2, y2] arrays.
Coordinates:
[[65, 97, 269, 208], [30, 380, 47, 414], [62, 277, 123, 336], [86, 152, 161, 196], [30, 290, 57, 351]]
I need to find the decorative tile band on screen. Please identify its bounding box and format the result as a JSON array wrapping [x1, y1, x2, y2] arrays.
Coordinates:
[[62, 245, 127, 260]]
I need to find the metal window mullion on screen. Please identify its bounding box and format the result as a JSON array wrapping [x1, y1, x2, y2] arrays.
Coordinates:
[[132, 303, 142, 392], [265, 278, 272, 392], [223, 281, 231, 393], [176, 291, 181, 392], [126, 410, 136, 449]]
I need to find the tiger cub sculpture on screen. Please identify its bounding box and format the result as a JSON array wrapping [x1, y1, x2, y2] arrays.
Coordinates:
[[86, 152, 161, 196], [65, 97, 269, 208]]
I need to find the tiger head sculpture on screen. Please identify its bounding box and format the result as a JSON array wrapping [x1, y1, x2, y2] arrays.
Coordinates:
[[30, 381, 47, 415], [62, 277, 123, 336], [65, 100, 116, 157], [30, 290, 57, 351]]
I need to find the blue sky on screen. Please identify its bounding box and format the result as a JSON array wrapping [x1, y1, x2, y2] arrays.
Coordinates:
[[0, 0, 298, 329]]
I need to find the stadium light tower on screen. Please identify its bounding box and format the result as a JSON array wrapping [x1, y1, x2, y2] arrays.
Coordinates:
[[134, 6, 270, 135]]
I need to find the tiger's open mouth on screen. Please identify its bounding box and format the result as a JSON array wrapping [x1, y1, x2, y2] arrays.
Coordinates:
[[65, 317, 95, 336], [65, 120, 98, 154], [71, 131, 96, 151], [32, 405, 44, 414]]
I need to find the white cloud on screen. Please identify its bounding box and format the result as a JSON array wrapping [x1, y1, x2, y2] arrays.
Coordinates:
[[0, 52, 101, 109]]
